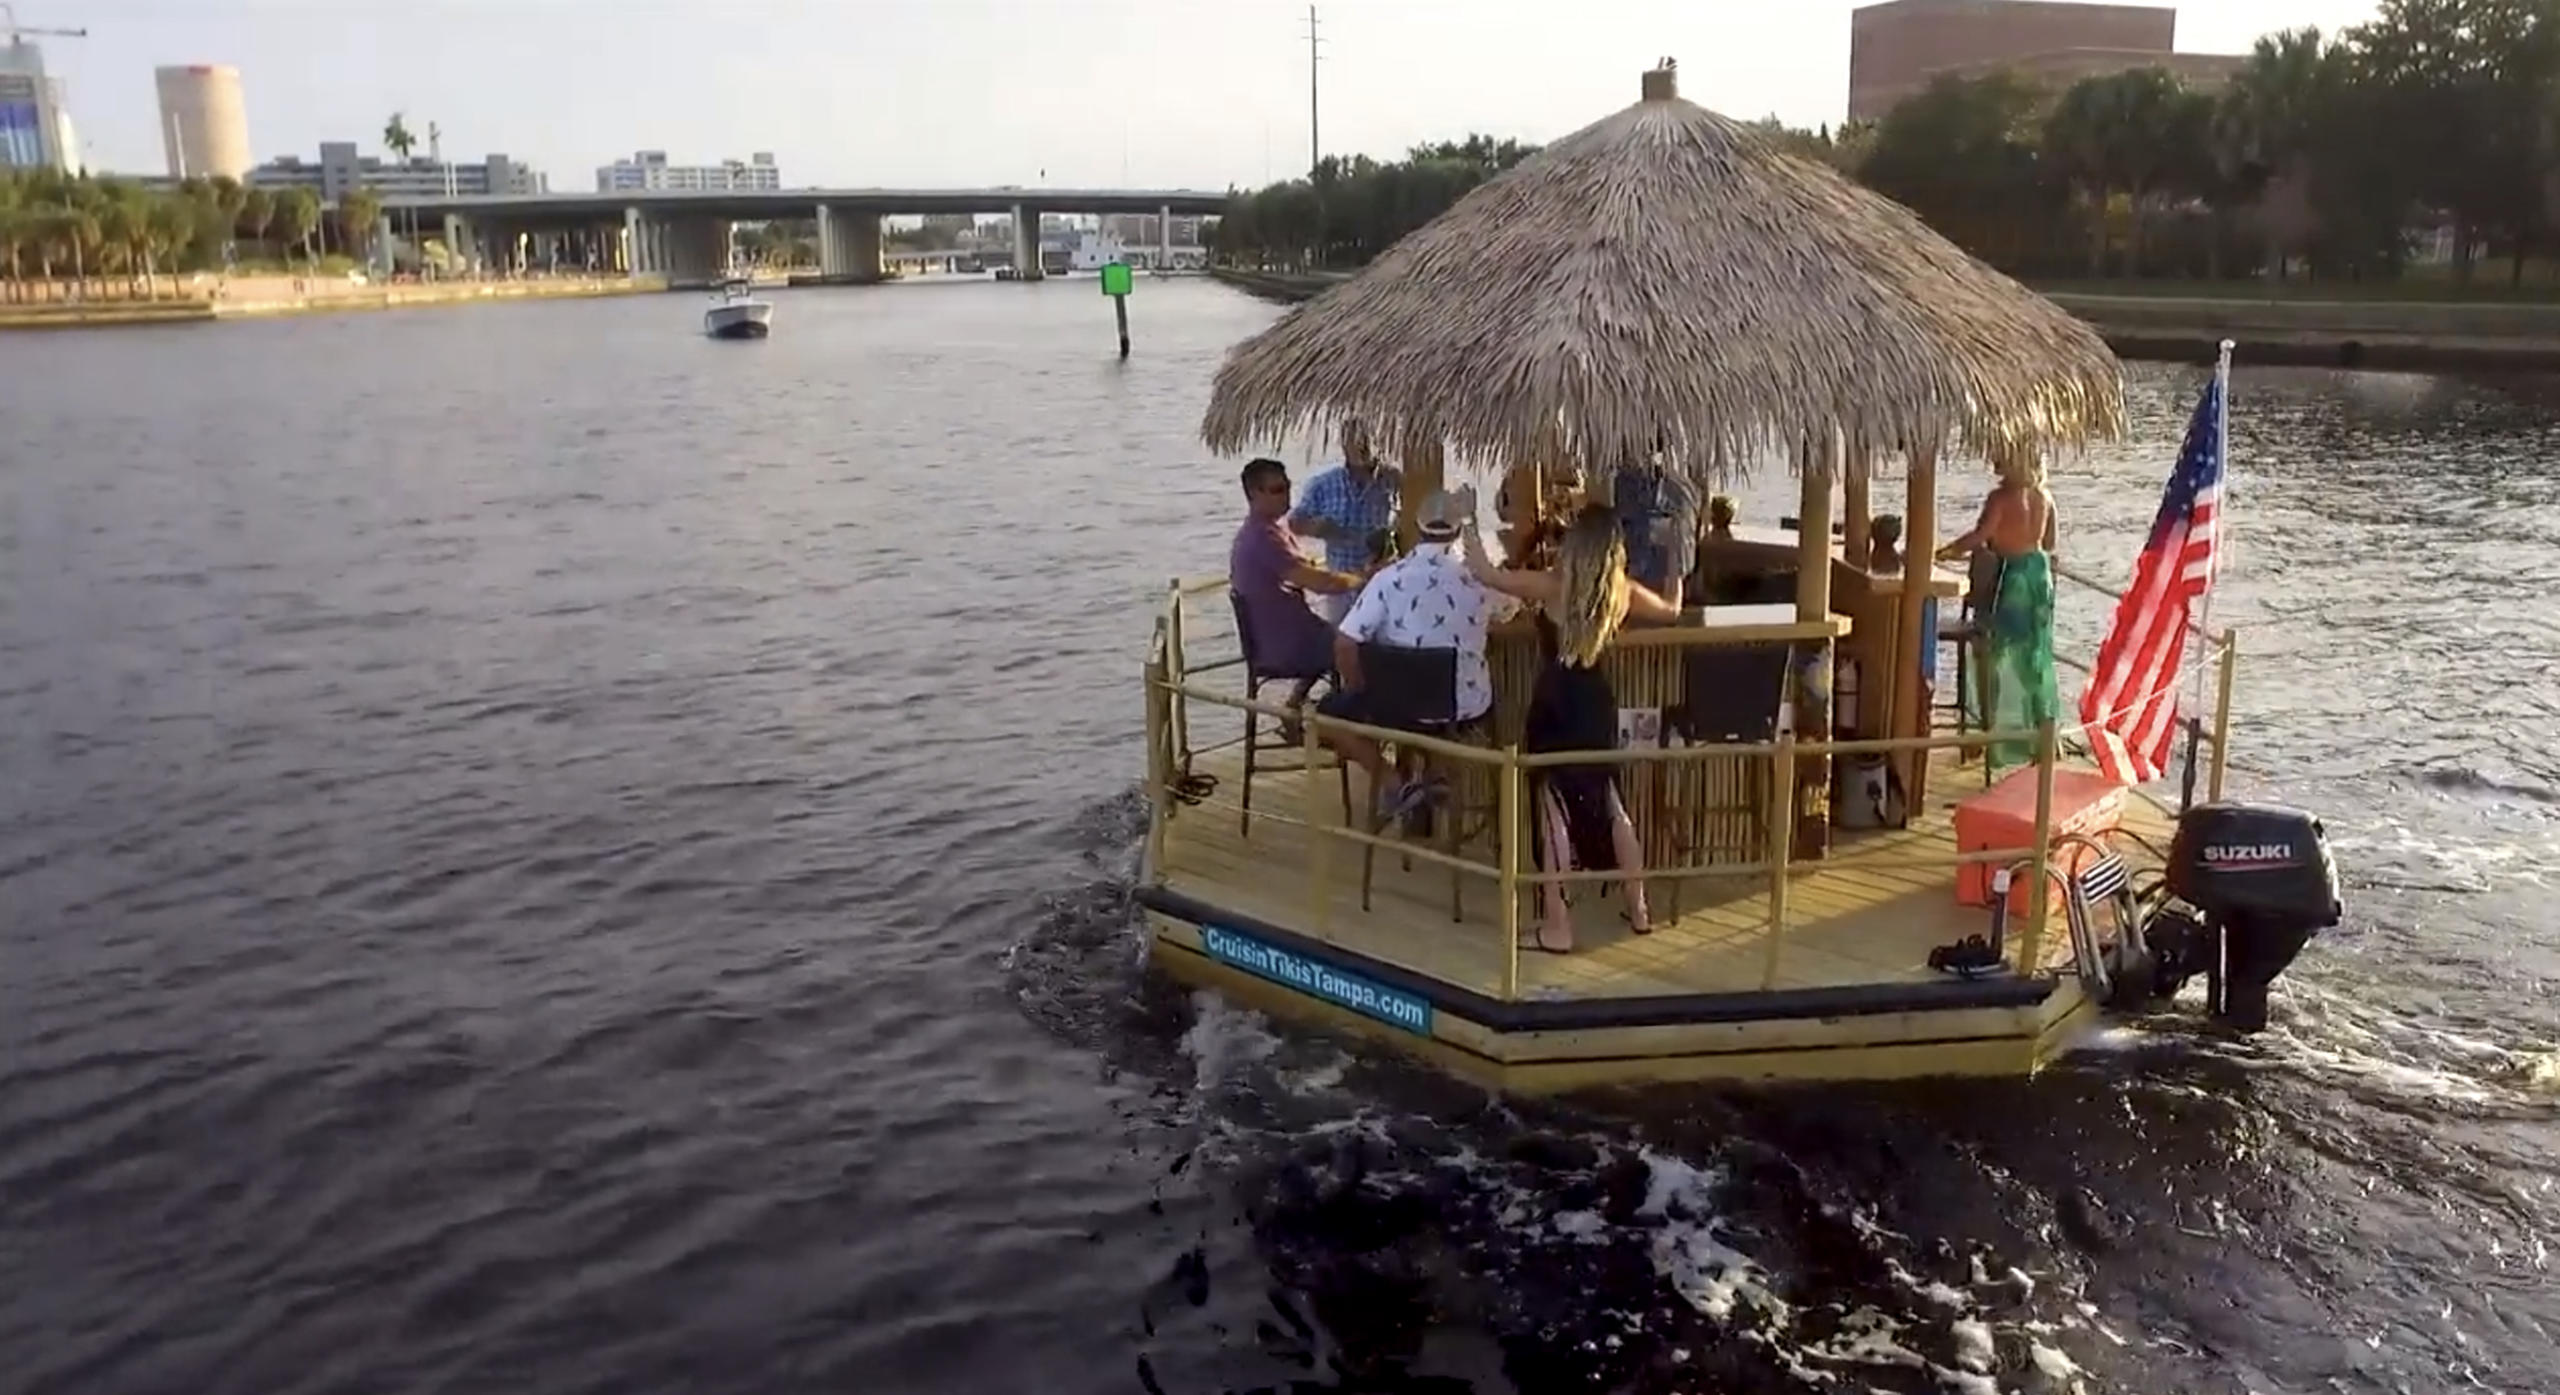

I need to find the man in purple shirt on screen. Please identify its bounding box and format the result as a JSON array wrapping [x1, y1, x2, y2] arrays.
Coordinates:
[[1230, 458, 1365, 727]]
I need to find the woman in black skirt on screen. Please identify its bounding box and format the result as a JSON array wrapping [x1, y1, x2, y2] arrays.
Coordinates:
[[1463, 501, 1679, 953]]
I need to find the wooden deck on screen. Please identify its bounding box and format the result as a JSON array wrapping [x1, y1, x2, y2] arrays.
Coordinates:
[[1140, 576, 2216, 1088], [1153, 744, 2173, 1006]]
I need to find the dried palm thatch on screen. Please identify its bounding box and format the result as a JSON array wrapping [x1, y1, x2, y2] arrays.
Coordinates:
[[1200, 63, 2125, 482]]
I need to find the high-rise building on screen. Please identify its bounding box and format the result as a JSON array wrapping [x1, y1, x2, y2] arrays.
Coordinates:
[[1102, 213, 1205, 248], [0, 38, 80, 174], [249, 143, 548, 202], [594, 150, 780, 193], [1847, 0, 2237, 123], [156, 64, 252, 179]]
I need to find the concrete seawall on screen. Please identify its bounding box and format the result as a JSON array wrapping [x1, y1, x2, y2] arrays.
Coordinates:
[[2042, 293, 2560, 373], [0, 274, 670, 331], [1209, 267, 2560, 373], [1212, 268, 1352, 303]]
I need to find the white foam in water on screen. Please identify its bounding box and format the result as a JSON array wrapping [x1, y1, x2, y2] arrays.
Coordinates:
[[1888, 1258, 1974, 1311], [1280, 1051, 1350, 1096], [1551, 1209, 1610, 1244], [2029, 1340, 2087, 1391], [2336, 814, 2560, 892], [2249, 979, 2544, 1107], [1158, 1011, 2138, 1389], [1949, 1317, 1996, 1371], [1637, 1151, 1791, 1326], [1178, 989, 1280, 1094]]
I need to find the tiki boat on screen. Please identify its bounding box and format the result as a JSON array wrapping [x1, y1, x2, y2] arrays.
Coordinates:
[[1138, 63, 2343, 1090]]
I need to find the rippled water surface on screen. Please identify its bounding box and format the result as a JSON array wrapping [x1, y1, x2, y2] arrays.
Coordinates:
[[2, 281, 2554, 1395]]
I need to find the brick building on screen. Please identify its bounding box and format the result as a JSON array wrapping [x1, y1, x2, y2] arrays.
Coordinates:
[[1848, 0, 2237, 123]]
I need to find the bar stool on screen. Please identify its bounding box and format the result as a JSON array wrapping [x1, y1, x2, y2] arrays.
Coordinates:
[[1936, 548, 2006, 752], [1335, 640, 1497, 922], [1228, 591, 1348, 838], [1661, 642, 1793, 921]]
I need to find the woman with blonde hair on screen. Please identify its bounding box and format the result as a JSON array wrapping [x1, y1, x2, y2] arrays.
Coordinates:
[[1937, 444, 2060, 770], [1463, 499, 1679, 952]]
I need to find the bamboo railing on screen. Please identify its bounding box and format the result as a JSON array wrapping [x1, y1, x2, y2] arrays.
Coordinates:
[[1142, 577, 2240, 1001]]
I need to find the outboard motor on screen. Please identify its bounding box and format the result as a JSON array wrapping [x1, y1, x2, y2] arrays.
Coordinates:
[[2140, 802, 2342, 1032]]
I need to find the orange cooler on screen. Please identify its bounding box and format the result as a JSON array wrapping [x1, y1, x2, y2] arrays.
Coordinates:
[[1951, 766, 2127, 912]]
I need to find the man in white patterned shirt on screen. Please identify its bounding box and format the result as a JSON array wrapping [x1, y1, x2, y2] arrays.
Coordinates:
[[1317, 487, 1513, 822]]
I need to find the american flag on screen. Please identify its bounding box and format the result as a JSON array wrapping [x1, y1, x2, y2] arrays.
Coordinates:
[[2080, 363, 2226, 784]]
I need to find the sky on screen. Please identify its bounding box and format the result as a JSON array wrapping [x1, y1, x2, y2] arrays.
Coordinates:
[[35, 0, 2385, 191]]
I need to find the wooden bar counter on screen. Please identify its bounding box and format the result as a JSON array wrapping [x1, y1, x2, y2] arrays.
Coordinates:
[[1472, 604, 1849, 875], [1451, 522, 1965, 877]]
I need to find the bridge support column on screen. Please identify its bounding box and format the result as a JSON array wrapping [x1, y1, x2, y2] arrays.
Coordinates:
[[624, 207, 652, 278], [1159, 203, 1171, 271], [442, 213, 476, 275], [815, 205, 883, 284], [1011, 203, 1044, 281], [659, 217, 728, 288]]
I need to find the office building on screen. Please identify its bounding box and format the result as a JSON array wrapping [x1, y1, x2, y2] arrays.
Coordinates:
[[0, 38, 80, 174], [1847, 0, 2239, 123], [156, 64, 252, 179], [594, 150, 779, 193], [249, 142, 548, 202], [1102, 213, 1204, 248]]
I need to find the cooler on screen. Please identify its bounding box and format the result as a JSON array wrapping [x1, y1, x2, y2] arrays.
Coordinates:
[[1952, 766, 2127, 912]]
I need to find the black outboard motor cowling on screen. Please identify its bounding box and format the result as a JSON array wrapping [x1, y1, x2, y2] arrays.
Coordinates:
[[2150, 802, 2342, 1032]]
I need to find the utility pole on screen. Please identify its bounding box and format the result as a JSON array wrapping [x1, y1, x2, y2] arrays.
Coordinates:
[[1304, 4, 1322, 180]]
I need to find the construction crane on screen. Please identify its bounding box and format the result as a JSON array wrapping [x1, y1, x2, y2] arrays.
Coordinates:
[[0, 5, 88, 45]]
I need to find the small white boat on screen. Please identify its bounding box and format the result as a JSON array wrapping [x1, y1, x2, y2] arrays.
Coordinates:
[[704, 279, 773, 340]]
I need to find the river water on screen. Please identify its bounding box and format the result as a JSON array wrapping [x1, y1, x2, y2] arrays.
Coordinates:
[[1, 280, 2553, 1395]]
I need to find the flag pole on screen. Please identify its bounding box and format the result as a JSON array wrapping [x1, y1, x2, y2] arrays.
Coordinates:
[[2191, 339, 2232, 692], [2181, 339, 2234, 804]]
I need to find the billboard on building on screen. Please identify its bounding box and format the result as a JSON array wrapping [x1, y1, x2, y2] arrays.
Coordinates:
[[0, 99, 43, 167]]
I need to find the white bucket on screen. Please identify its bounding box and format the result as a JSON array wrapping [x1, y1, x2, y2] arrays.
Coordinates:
[[1836, 754, 1901, 830]]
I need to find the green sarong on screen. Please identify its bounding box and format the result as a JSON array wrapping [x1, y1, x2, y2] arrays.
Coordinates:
[[1974, 550, 2058, 772]]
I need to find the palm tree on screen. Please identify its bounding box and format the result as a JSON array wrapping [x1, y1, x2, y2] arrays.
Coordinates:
[[239, 186, 274, 259], [51, 205, 99, 298], [2044, 67, 2193, 277], [0, 174, 22, 302], [1862, 72, 2054, 269], [149, 196, 197, 292], [0, 210, 25, 302], [274, 186, 320, 267], [98, 186, 147, 295], [2221, 28, 2333, 280], [383, 112, 417, 271], [341, 186, 385, 267]]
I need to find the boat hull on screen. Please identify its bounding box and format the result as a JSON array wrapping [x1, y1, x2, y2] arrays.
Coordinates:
[[1140, 890, 2099, 1092], [1132, 743, 2152, 1091], [704, 302, 773, 339]]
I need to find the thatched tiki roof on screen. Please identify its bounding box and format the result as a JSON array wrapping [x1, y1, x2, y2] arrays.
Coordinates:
[[1199, 62, 2125, 479]]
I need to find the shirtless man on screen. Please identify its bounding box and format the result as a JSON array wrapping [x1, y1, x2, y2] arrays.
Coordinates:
[[1937, 452, 2056, 562], [1936, 450, 2059, 769]]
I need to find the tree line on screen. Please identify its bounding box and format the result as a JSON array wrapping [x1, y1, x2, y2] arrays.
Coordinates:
[[1213, 0, 2560, 290], [0, 169, 372, 300], [1210, 135, 1542, 269]]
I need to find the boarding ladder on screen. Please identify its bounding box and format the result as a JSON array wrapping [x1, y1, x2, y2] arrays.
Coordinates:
[[1932, 834, 2151, 1001]]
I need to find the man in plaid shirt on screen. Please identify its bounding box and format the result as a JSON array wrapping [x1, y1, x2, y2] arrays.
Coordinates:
[[1289, 417, 1403, 623]]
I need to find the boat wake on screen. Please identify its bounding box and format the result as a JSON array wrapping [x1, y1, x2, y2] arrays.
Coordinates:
[[1123, 994, 2156, 1395], [1007, 792, 2558, 1393]]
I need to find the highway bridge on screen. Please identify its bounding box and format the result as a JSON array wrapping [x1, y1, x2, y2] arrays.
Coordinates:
[[377, 186, 1229, 286]]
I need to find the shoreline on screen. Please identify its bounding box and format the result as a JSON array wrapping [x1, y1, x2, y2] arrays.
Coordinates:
[[0, 274, 671, 331], [1209, 267, 2560, 373]]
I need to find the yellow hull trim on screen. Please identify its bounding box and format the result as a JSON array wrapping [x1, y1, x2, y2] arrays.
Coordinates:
[[1147, 910, 2103, 1092]]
